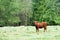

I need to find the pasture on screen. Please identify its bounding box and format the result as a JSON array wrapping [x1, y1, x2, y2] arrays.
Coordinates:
[[0, 26, 60, 40]]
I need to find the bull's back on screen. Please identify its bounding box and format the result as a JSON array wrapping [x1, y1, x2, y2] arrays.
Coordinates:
[[42, 22, 47, 27], [34, 21, 47, 28]]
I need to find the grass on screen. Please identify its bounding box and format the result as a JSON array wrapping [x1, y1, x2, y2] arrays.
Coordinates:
[[0, 26, 60, 40]]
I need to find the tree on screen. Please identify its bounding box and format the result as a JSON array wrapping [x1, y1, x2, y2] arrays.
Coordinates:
[[0, 0, 22, 26], [31, 0, 60, 25]]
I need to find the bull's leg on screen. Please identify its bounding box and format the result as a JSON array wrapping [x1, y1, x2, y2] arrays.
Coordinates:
[[35, 27, 39, 32], [36, 29, 39, 32], [44, 27, 47, 32], [35, 27, 39, 34]]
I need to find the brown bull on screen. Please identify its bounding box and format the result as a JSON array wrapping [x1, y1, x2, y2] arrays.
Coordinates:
[[33, 21, 47, 32]]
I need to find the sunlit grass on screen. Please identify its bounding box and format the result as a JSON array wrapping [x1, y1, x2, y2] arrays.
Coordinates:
[[0, 26, 60, 40]]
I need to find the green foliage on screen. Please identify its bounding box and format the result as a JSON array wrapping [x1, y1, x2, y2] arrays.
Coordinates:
[[0, 0, 60, 26], [0, 0, 22, 26], [31, 0, 60, 25]]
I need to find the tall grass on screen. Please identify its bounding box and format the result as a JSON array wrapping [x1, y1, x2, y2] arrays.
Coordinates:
[[0, 26, 60, 40]]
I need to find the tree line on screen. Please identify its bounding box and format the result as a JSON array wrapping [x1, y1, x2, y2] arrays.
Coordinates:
[[0, 0, 60, 26]]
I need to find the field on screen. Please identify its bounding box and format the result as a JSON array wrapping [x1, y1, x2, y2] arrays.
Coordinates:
[[0, 26, 60, 40]]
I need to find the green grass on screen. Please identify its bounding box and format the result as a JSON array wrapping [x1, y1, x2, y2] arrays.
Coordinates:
[[0, 26, 60, 40]]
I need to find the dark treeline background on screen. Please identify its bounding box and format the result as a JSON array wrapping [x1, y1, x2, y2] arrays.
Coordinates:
[[0, 0, 60, 26]]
